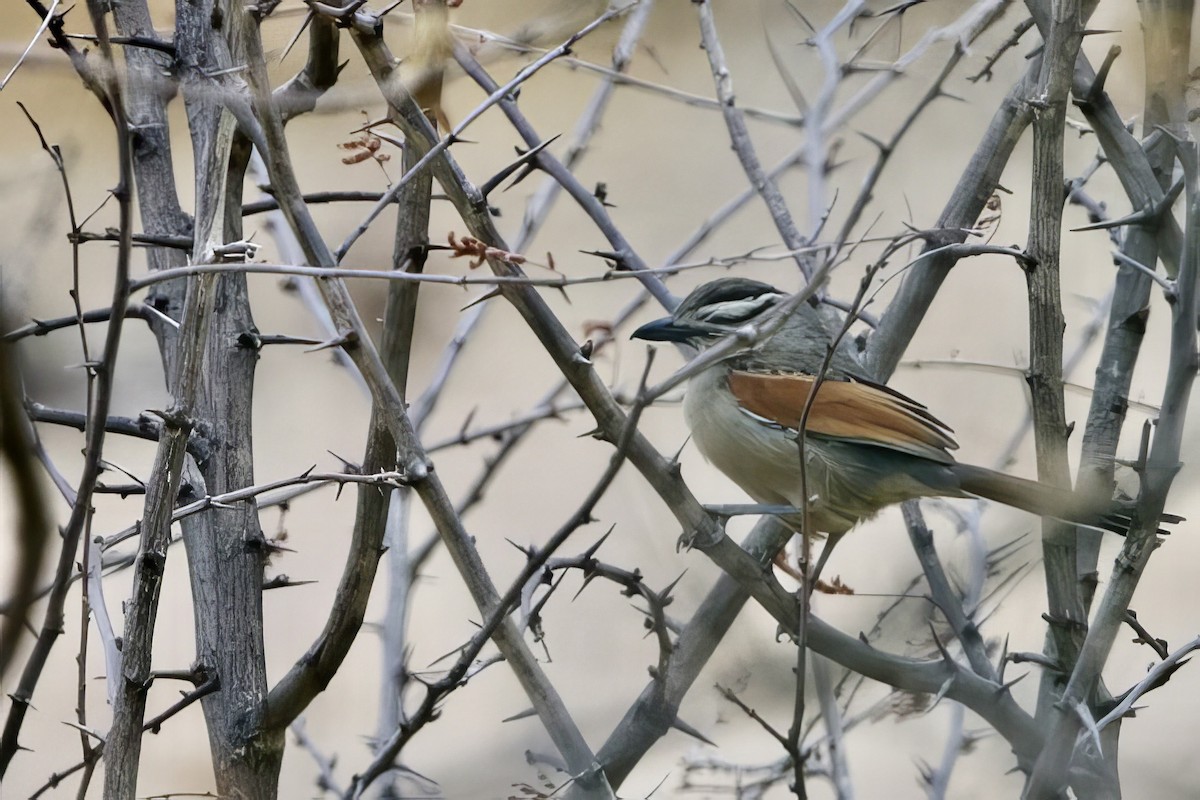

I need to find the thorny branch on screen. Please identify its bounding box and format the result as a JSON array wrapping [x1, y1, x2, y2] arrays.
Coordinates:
[[6, 1, 1196, 798], [0, 4, 139, 775]]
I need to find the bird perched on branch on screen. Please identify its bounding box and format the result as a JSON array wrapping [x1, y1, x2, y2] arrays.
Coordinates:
[[633, 278, 1162, 582]]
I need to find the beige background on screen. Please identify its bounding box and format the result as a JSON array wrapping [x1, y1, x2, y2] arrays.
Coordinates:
[[2, 1, 1198, 797]]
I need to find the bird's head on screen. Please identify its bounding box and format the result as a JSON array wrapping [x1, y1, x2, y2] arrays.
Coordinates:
[[631, 278, 788, 348]]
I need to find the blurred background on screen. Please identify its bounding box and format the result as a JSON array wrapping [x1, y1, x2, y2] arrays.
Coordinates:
[[2, 0, 1198, 797]]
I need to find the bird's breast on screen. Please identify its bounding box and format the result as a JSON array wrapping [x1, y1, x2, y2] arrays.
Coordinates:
[[683, 367, 809, 509]]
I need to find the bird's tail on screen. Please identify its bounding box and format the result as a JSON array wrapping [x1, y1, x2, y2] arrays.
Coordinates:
[[950, 464, 1181, 535]]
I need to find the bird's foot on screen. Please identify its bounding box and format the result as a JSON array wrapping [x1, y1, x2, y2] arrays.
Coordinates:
[[815, 575, 855, 595], [771, 552, 855, 594]]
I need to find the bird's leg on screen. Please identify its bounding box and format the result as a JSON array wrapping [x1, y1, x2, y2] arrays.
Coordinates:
[[809, 531, 843, 590], [772, 547, 806, 582], [772, 532, 853, 595]]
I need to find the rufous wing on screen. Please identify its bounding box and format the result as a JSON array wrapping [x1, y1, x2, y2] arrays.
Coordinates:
[[727, 371, 959, 463]]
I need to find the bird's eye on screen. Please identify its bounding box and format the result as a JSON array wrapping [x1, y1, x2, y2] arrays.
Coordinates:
[[694, 292, 784, 324]]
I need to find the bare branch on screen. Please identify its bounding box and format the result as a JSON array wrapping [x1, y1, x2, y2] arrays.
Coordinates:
[[1, 19, 139, 776], [695, 0, 814, 282]]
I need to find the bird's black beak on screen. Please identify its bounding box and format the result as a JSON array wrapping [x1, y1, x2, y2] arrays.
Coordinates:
[[631, 316, 701, 343]]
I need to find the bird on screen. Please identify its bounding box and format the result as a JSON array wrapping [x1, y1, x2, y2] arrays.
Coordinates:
[[632, 277, 1149, 583]]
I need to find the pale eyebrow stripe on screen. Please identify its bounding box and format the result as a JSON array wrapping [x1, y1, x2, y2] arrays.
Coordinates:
[[695, 292, 785, 321]]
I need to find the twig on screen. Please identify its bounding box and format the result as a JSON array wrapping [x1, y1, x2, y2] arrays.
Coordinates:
[[696, 0, 815, 282], [332, 3, 629, 262], [452, 43, 677, 311], [1094, 635, 1200, 732], [811, 655, 852, 799], [248, 154, 368, 393], [27, 403, 166, 444], [100, 468, 416, 550], [84, 536, 121, 705], [969, 16, 1036, 83], [1111, 250, 1177, 296], [833, 44, 964, 253], [864, 50, 1039, 380], [291, 717, 347, 796], [1122, 611, 1169, 660], [509, 0, 654, 251], [0, 0, 60, 89], [0, 33, 138, 777]]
